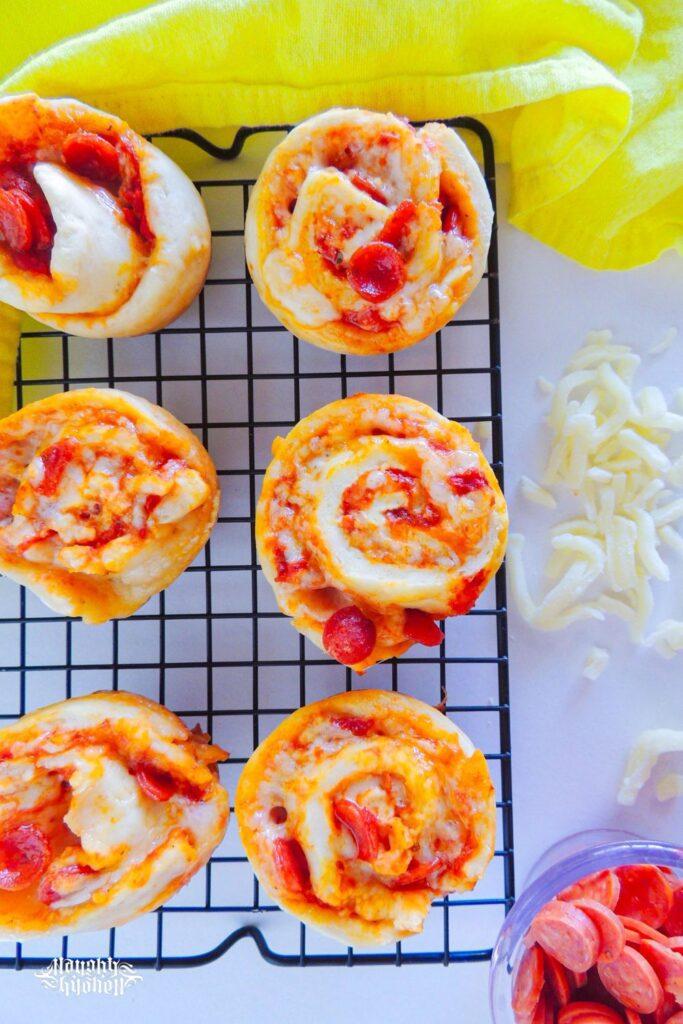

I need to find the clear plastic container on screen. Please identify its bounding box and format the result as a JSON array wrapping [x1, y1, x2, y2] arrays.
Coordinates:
[[489, 829, 683, 1023]]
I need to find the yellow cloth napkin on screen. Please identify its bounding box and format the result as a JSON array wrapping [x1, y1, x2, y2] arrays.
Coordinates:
[[0, 0, 680, 410]]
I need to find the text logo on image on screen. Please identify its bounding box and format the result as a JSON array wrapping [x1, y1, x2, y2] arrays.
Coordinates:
[[34, 956, 142, 997]]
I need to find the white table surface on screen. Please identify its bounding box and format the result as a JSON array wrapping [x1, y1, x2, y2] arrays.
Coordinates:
[[1, 163, 681, 1023]]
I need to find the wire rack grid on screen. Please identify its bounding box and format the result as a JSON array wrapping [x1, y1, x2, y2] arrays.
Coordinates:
[[0, 117, 514, 969]]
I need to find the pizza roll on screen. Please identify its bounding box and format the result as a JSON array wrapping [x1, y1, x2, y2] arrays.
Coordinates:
[[0, 93, 210, 337], [236, 690, 495, 946], [0, 388, 219, 622], [0, 691, 228, 939], [245, 108, 492, 355], [256, 394, 508, 672]]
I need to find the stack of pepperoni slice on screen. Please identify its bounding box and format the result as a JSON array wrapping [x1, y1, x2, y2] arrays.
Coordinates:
[[512, 864, 683, 1023]]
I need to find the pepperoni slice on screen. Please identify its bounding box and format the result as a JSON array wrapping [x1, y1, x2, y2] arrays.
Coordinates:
[[62, 131, 121, 183], [616, 865, 674, 930], [36, 437, 77, 497], [330, 715, 375, 736], [620, 915, 674, 946], [441, 202, 462, 234], [597, 945, 664, 1014], [653, 992, 679, 1024], [545, 954, 573, 1007], [530, 902, 601, 973], [403, 609, 444, 647], [347, 241, 405, 302], [447, 468, 489, 496], [512, 944, 545, 1020], [349, 172, 387, 205], [638, 938, 683, 1001], [663, 1010, 683, 1024], [273, 837, 310, 893], [511, 942, 548, 1015], [0, 823, 51, 891], [378, 200, 417, 248], [333, 798, 380, 861], [13, 188, 53, 250], [662, 882, 683, 937], [559, 872, 621, 912], [135, 763, 177, 802], [37, 863, 96, 905], [571, 899, 626, 964], [322, 606, 376, 665], [557, 1002, 624, 1023], [341, 307, 396, 333], [0, 188, 33, 252]]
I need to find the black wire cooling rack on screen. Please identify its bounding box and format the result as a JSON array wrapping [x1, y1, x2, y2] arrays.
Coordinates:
[[0, 117, 514, 969]]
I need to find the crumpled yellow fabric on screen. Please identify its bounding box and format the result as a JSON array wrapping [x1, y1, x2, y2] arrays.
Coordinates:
[[0, 0, 680, 409]]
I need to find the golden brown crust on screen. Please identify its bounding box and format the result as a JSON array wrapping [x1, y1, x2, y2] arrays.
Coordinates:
[[0, 388, 219, 622], [255, 394, 508, 671], [0, 93, 210, 337], [236, 690, 495, 946], [0, 691, 228, 939], [245, 108, 492, 355]]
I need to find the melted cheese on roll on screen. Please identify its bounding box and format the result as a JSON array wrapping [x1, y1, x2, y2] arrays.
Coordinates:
[[0, 388, 219, 622], [0, 691, 228, 939], [255, 394, 508, 671], [245, 108, 492, 355], [0, 93, 210, 337], [236, 690, 495, 946]]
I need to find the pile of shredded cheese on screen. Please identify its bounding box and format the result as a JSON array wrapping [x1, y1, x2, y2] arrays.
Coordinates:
[[508, 329, 683, 652], [617, 728, 683, 805]]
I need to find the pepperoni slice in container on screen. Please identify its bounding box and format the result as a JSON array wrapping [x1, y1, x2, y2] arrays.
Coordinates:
[[662, 882, 683, 938], [571, 899, 626, 964], [545, 954, 573, 1007], [512, 944, 545, 1021], [403, 609, 444, 647], [615, 865, 674, 930], [597, 945, 664, 1014], [637, 938, 683, 1001], [0, 823, 51, 890], [570, 971, 588, 990], [620, 915, 673, 946], [557, 1002, 625, 1024], [559, 871, 621, 912], [663, 1010, 683, 1024], [322, 606, 376, 665], [347, 241, 406, 302], [333, 798, 380, 862], [530, 902, 601, 973], [273, 837, 310, 893]]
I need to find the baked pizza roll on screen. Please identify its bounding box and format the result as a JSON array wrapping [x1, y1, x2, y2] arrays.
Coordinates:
[[256, 394, 508, 672], [245, 108, 492, 355], [0, 93, 210, 337], [236, 690, 495, 946], [0, 388, 219, 622], [0, 691, 228, 939]]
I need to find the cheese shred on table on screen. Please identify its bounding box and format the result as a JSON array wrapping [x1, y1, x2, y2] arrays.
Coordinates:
[[508, 329, 683, 652]]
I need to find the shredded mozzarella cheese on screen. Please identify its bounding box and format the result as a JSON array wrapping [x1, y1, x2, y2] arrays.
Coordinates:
[[582, 646, 610, 680], [656, 772, 683, 802], [509, 330, 683, 654], [618, 729, 683, 805], [519, 475, 557, 509]]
